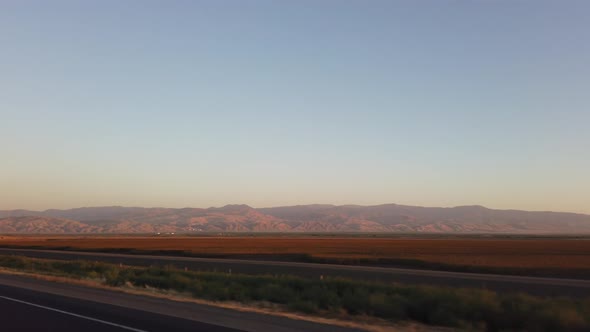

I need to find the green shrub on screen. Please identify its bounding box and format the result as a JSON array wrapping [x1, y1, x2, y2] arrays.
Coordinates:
[[288, 300, 318, 314]]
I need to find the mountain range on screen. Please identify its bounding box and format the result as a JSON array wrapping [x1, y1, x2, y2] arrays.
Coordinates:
[[1, 204, 589, 234]]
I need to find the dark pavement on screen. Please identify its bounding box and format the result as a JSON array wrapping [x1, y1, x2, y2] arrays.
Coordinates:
[[0, 283, 242, 332], [0, 274, 361, 332]]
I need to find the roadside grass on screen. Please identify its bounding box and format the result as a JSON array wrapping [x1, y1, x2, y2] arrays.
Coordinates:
[[1, 255, 589, 331]]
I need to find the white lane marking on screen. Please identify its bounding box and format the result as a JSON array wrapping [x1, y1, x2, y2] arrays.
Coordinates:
[[0, 295, 149, 332]]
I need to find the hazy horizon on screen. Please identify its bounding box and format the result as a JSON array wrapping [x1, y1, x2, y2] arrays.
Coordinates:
[[2, 1, 589, 214], [2, 202, 590, 217]]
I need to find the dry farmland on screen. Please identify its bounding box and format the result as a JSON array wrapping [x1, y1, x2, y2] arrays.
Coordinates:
[[1, 236, 590, 271]]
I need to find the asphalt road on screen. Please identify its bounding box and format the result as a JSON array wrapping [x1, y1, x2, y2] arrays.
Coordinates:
[[0, 274, 361, 332], [0, 283, 241, 332], [1, 248, 590, 297]]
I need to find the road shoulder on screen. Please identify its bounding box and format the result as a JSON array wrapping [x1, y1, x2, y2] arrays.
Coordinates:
[[0, 272, 374, 332]]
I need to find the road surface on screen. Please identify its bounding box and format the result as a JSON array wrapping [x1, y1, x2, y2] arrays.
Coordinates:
[[0, 274, 361, 332], [1, 248, 590, 297]]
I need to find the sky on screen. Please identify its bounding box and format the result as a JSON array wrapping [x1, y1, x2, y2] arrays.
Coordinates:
[[1, 1, 589, 213]]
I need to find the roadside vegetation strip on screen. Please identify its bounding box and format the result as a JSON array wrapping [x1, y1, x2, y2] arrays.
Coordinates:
[[0, 255, 589, 331]]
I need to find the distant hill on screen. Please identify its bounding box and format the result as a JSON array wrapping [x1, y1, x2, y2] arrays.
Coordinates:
[[0, 216, 93, 233], [1, 204, 590, 234]]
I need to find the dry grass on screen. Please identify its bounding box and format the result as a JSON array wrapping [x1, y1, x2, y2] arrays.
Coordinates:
[[2, 236, 590, 269]]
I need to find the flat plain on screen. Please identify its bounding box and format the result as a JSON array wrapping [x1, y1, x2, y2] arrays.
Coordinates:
[[1, 235, 590, 271]]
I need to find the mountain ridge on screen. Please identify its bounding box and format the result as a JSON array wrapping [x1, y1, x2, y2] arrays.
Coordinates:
[[1, 204, 589, 234]]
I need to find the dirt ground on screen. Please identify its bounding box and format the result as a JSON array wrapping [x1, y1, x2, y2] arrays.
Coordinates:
[[2, 236, 590, 269]]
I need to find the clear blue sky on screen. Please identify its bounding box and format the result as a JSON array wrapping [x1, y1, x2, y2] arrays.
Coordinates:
[[1, 1, 589, 213]]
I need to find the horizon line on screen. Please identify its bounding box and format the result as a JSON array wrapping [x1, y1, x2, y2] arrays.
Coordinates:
[[2, 203, 589, 216]]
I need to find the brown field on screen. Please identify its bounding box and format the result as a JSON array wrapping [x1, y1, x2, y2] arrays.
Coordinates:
[[1, 236, 590, 270]]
